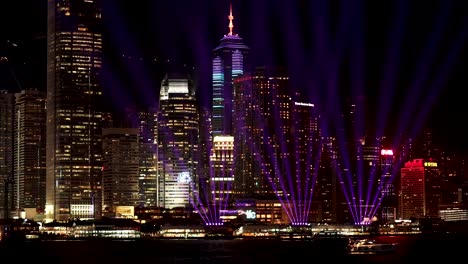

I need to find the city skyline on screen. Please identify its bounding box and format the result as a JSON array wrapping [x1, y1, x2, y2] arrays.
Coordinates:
[[0, 0, 467, 227], [1, 0, 467, 156]]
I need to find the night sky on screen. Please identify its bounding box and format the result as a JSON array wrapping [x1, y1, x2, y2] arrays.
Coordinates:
[[1, 0, 468, 155]]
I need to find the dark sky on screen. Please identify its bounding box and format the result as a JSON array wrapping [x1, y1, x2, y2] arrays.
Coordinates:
[[1, 0, 468, 155]]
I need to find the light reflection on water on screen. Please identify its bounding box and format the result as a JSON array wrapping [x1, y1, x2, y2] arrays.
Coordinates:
[[1, 234, 466, 264]]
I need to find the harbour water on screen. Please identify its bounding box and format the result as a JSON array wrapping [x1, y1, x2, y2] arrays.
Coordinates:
[[1, 234, 466, 263]]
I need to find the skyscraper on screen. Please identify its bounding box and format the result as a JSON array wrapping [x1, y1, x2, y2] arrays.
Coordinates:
[[46, 0, 103, 221], [400, 159, 426, 220], [317, 136, 339, 223], [158, 73, 199, 209], [212, 4, 249, 137], [291, 94, 321, 222], [208, 4, 249, 221], [136, 110, 158, 207], [400, 159, 441, 220], [233, 67, 291, 199], [380, 148, 396, 223], [0, 90, 14, 219], [102, 128, 139, 217], [14, 89, 47, 214]]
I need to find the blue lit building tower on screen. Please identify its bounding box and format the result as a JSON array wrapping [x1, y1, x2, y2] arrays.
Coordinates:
[[211, 4, 249, 137], [208, 4, 249, 220]]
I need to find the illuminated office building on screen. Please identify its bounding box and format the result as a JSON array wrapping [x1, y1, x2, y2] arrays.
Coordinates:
[[400, 159, 441, 220], [292, 95, 321, 222], [210, 135, 234, 209], [14, 89, 47, 213], [136, 110, 158, 207], [102, 128, 139, 217], [380, 149, 396, 223], [158, 73, 198, 209], [46, 0, 103, 221], [233, 67, 291, 199], [120, 106, 159, 208]]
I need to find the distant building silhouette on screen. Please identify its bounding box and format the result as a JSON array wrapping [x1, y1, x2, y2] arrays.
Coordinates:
[[14, 89, 46, 215], [102, 128, 139, 217], [0, 90, 14, 219]]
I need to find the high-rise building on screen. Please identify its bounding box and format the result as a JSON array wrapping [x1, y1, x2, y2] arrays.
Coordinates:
[[400, 159, 441, 220], [14, 89, 47, 214], [212, 4, 249, 137], [158, 73, 199, 209], [291, 94, 321, 222], [102, 128, 140, 217], [209, 4, 249, 221], [400, 159, 426, 220], [380, 148, 396, 223], [197, 107, 212, 209], [0, 90, 14, 219], [316, 136, 339, 223], [136, 110, 158, 207], [46, 0, 103, 221], [209, 135, 234, 223], [424, 159, 443, 218], [233, 67, 290, 200]]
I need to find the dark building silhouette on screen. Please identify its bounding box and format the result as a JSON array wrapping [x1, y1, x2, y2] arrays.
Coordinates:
[[0, 91, 14, 219], [14, 89, 46, 214]]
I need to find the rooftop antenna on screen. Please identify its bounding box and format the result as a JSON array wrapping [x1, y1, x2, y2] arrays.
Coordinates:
[[228, 3, 234, 36]]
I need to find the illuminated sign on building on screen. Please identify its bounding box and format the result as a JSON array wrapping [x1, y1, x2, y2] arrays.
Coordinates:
[[294, 102, 315, 107], [381, 149, 393, 156], [238, 209, 256, 219], [424, 162, 437, 167]]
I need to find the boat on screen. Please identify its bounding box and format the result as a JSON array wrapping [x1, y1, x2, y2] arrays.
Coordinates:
[[347, 238, 398, 254]]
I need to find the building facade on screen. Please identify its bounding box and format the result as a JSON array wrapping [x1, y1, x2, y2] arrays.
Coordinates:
[[137, 110, 158, 207], [46, 0, 103, 221], [0, 91, 14, 219], [380, 149, 396, 223], [102, 128, 140, 217], [14, 89, 47, 214], [158, 73, 199, 209], [400, 159, 426, 220], [400, 159, 442, 220], [233, 67, 291, 201]]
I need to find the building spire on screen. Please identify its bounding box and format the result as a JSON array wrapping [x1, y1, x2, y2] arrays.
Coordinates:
[[228, 3, 234, 36]]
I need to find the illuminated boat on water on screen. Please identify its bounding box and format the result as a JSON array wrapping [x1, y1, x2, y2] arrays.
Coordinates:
[[348, 238, 398, 254]]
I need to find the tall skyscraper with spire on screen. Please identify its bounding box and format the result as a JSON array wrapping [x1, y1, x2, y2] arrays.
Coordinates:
[[208, 4, 250, 219], [212, 3, 250, 137], [46, 0, 103, 221]]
